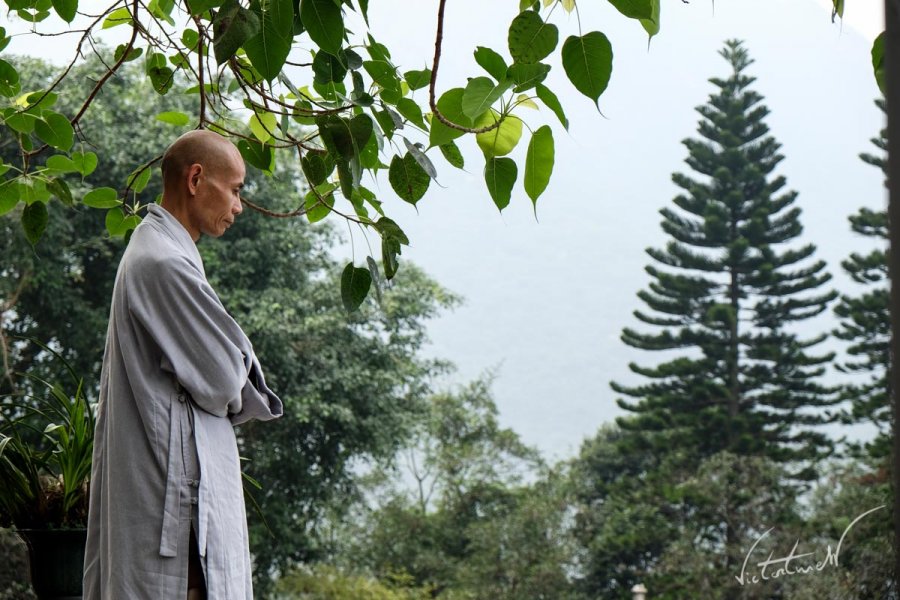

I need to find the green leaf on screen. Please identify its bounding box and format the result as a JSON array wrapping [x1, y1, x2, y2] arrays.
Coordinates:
[[872, 32, 885, 95], [72, 151, 98, 177], [317, 114, 373, 162], [312, 50, 348, 84], [474, 46, 508, 82], [47, 177, 74, 206], [105, 207, 141, 237], [301, 0, 345, 55], [45, 154, 79, 173], [832, 0, 844, 20], [155, 111, 191, 126], [428, 88, 472, 148], [114, 44, 143, 63], [186, 0, 223, 14], [523, 125, 554, 205], [373, 216, 409, 245], [508, 11, 558, 64], [461, 76, 510, 121], [607, 0, 652, 20], [439, 142, 464, 169], [508, 62, 550, 92], [83, 187, 120, 209], [51, 0, 77, 22], [535, 83, 568, 129], [0, 27, 9, 53], [301, 149, 335, 186], [341, 262, 371, 312], [363, 60, 400, 93], [396, 97, 427, 129], [34, 111, 74, 151], [127, 167, 152, 193], [148, 65, 175, 95], [212, 0, 261, 64], [21, 201, 48, 245], [404, 68, 431, 90], [388, 153, 430, 204], [640, 0, 660, 40], [244, 0, 294, 81], [375, 217, 408, 280], [2, 108, 35, 133], [562, 32, 613, 109], [304, 183, 337, 222], [17, 177, 51, 204], [24, 91, 59, 113], [102, 7, 132, 28], [484, 157, 516, 211], [249, 110, 278, 141], [0, 182, 17, 216], [0, 59, 21, 97], [403, 138, 437, 179], [238, 139, 275, 172], [475, 110, 523, 158]]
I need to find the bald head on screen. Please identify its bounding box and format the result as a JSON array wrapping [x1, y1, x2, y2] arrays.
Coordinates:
[[161, 130, 241, 193], [159, 130, 246, 241]]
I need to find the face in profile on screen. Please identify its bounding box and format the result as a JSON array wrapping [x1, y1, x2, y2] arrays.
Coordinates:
[[188, 147, 246, 238]]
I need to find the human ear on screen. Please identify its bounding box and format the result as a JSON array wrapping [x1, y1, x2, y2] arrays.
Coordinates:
[[187, 164, 203, 196]]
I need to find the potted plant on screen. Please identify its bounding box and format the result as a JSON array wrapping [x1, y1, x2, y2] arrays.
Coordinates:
[[0, 342, 95, 600]]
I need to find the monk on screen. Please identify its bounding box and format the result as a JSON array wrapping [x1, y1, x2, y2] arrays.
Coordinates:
[[83, 130, 283, 599]]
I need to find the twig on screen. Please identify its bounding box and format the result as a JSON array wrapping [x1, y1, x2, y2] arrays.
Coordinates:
[[429, 0, 502, 134]]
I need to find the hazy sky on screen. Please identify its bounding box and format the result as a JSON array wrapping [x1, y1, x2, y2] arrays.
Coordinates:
[[345, 0, 887, 460], [2, 1, 887, 460]]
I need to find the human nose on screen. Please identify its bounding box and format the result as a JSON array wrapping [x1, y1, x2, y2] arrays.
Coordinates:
[[233, 196, 243, 215]]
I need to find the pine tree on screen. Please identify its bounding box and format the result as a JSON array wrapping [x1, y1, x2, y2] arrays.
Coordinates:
[[611, 40, 838, 481], [833, 99, 890, 462]]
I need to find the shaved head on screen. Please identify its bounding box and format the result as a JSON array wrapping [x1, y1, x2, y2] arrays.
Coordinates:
[[159, 129, 246, 241], [161, 129, 241, 192]]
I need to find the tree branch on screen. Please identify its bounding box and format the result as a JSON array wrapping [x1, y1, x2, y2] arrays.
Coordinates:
[[429, 0, 502, 135]]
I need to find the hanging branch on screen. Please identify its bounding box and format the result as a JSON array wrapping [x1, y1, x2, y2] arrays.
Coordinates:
[[428, 0, 502, 134]]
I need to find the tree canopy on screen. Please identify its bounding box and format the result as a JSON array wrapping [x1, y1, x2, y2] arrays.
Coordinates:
[[0, 0, 868, 308]]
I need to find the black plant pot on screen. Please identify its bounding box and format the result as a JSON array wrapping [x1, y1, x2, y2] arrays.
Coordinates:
[[17, 528, 87, 600]]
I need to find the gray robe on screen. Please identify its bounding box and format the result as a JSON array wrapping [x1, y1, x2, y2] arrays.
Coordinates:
[[83, 204, 283, 599]]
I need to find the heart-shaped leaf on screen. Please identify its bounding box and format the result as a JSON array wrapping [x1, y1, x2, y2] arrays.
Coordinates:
[[34, 111, 74, 151], [22, 201, 48, 245], [474, 46, 508, 82], [508, 11, 558, 64], [607, 0, 653, 20], [301, 0, 345, 55], [484, 157, 517, 211], [475, 110, 523, 158], [562, 32, 613, 109], [388, 152, 429, 204], [428, 87, 472, 148], [244, 0, 293, 81], [462, 76, 511, 121], [212, 0, 261, 64], [341, 262, 372, 312]]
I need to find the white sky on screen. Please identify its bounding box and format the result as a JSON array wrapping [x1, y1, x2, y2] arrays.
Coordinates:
[[1, 1, 888, 460]]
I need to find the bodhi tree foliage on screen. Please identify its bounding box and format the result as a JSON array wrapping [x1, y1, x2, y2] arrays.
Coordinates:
[[0, 0, 638, 310], [0, 0, 862, 310]]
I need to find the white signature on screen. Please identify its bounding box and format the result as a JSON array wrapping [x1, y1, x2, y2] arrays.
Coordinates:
[[735, 505, 885, 586]]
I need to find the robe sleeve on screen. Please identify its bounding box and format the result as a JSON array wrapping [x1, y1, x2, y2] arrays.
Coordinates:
[[126, 252, 282, 422]]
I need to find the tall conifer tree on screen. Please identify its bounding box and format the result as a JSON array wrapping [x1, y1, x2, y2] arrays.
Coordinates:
[[834, 100, 891, 461], [612, 40, 838, 480]]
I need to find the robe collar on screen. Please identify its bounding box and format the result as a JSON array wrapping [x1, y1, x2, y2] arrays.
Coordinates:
[[144, 204, 206, 277]]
